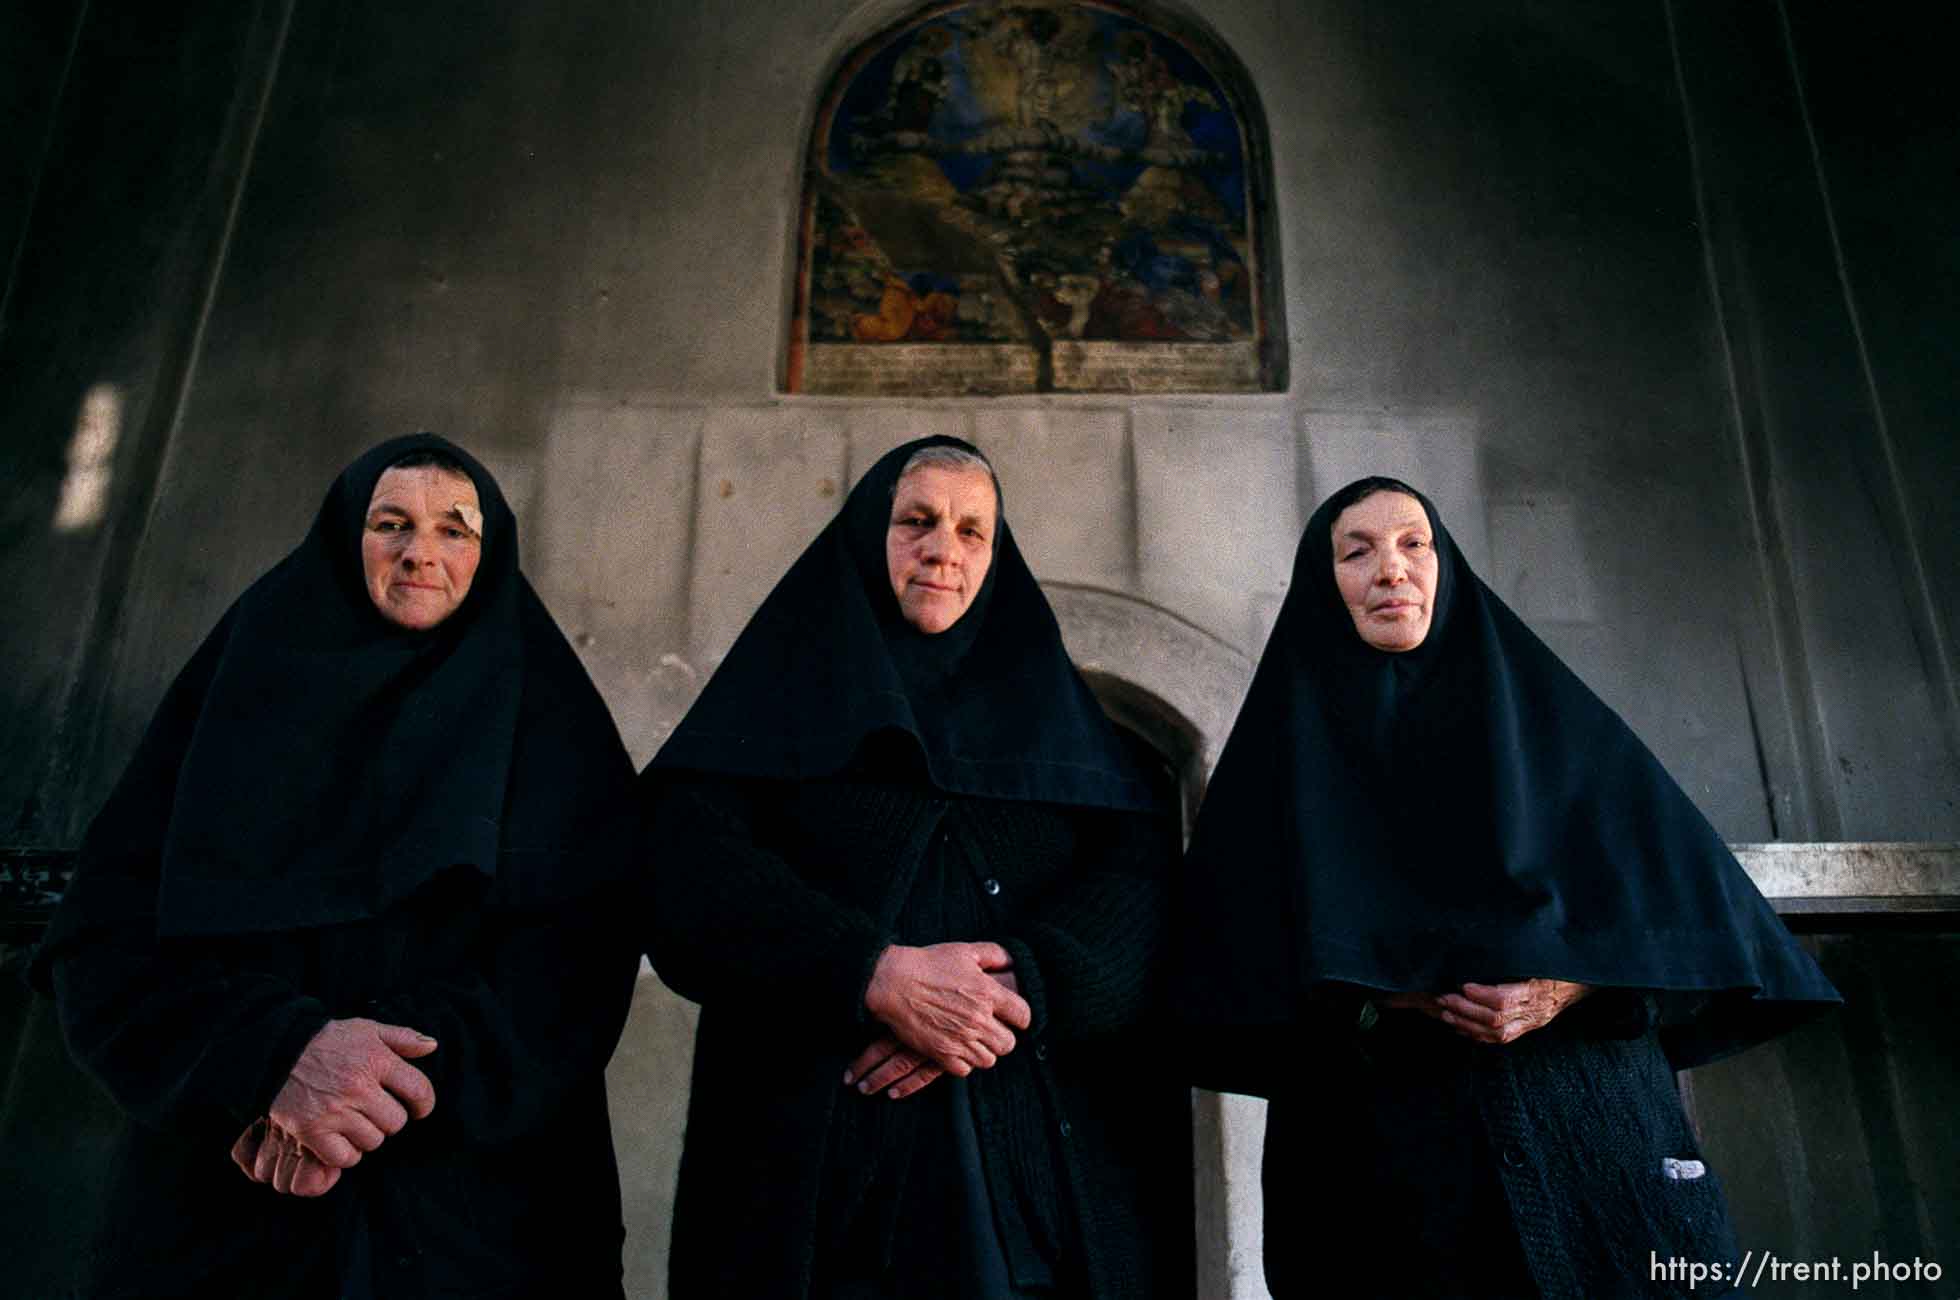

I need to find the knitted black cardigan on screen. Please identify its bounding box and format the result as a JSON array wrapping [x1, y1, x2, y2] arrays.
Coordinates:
[[1262, 1000, 1740, 1300], [648, 770, 1192, 1299]]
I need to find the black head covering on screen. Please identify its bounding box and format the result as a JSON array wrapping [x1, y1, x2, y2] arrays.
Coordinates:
[[37, 433, 633, 955], [1180, 477, 1839, 1079], [648, 436, 1154, 810]]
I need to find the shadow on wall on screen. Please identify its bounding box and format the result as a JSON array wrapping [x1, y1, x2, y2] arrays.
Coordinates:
[[0, 946, 123, 1300], [1687, 931, 1959, 1298]]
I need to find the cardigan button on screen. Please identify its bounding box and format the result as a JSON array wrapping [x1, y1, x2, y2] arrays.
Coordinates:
[[1356, 1000, 1379, 1031], [1058, 1118, 1072, 1139], [1034, 1043, 1049, 1062], [1501, 1144, 1527, 1169], [982, 877, 1001, 896]]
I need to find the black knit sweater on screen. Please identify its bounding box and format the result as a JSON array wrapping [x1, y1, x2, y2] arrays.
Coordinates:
[[1261, 997, 1739, 1299], [646, 768, 1192, 1299]]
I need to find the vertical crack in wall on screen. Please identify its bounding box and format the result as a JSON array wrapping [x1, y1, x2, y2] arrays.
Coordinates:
[[678, 419, 707, 658], [1737, 639, 1783, 840], [1120, 410, 1141, 589]]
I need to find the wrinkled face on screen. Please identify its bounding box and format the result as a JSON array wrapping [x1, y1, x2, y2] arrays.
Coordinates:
[[1331, 490, 1438, 652], [885, 464, 998, 634], [361, 466, 484, 630]]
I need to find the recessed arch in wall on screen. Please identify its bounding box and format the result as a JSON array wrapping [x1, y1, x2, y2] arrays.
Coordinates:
[[1044, 581, 1252, 818], [786, 0, 1286, 396]]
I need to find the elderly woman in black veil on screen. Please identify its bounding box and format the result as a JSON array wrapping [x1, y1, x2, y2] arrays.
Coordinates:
[[30, 434, 640, 1299], [1179, 477, 1840, 1300], [645, 436, 1192, 1299]]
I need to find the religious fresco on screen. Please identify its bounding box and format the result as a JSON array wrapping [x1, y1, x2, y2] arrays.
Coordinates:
[[787, 0, 1282, 395]]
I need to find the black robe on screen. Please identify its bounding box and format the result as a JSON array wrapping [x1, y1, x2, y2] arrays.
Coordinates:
[[652, 768, 1190, 1298], [31, 434, 640, 1299], [645, 437, 1190, 1298], [1178, 477, 1838, 1298]]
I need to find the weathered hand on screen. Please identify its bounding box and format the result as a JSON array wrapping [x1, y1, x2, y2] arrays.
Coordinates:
[[846, 967, 1027, 1099], [267, 1018, 438, 1170], [1436, 979, 1591, 1044], [233, 1117, 342, 1197], [843, 1036, 944, 1099], [863, 942, 1032, 1076]]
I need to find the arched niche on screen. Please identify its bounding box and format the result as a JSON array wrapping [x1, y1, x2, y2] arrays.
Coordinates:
[[1043, 580, 1252, 823], [1050, 584, 1246, 776], [787, 0, 1286, 396]]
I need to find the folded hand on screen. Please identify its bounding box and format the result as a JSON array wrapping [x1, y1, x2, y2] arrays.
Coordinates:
[[863, 943, 1031, 1076], [267, 1017, 438, 1171], [230, 1117, 342, 1197], [1384, 979, 1590, 1044]]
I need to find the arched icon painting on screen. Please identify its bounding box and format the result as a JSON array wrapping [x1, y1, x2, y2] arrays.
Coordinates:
[[787, 1, 1284, 395]]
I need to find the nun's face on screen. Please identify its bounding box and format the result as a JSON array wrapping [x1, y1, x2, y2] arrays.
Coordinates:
[[886, 464, 997, 634], [362, 466, 484, 630], [1331, 490, 1438, 652]]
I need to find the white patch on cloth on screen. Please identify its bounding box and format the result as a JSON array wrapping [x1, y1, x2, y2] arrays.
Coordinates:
[[1661, 1157, 1706, 1181]]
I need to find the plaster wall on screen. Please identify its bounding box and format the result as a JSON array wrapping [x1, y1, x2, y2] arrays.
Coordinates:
[[3, 1, 1955, 1296], [7, 2, 1809, 820]]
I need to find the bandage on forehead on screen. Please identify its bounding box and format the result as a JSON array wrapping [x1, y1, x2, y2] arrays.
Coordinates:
[[454, 502, 484, 538]]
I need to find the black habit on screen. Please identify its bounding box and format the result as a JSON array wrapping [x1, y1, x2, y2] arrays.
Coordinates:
[[1179, 478, 1839, 1299], [30, 434, 640, 1299], [645, 437, 1191, 1299]]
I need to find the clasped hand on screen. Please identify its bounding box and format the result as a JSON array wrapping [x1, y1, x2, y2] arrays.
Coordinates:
[[1379, 978, 1590, 1045], [230, 1017, 438, 1197], [851, 942, 1031, 1100]]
